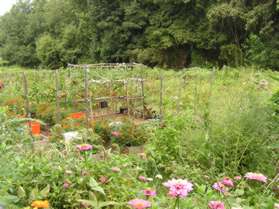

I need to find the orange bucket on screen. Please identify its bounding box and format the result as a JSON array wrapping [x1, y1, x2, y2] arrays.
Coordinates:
[[69, 112, 86, 119], [29, 122, 41, 136]]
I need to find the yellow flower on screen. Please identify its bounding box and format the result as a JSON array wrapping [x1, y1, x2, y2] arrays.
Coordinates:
[[31, 200, 49, 208]]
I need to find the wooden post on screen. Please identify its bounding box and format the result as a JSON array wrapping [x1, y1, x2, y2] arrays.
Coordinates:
[[141, 79, 145, 119], [22, 72, 30, 118], [55, 69, 61, 123], [159, 74, 163, 121], [109, 80, 113, 114], [84, 66, 90, 127], [125, 80, 130, 117]]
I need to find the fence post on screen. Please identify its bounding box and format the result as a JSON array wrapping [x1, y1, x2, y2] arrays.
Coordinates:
[[22, 72, 30, 118], [84, 66, 91, 127], [159, 74, 163, 122], [141, 79, 145, 119], [55, 69, 61, 123]]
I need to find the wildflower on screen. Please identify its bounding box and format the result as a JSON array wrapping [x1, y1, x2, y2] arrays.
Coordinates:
[[31, 200, 49, 208], [244, 172, 267, 183], [143, 188, 157, 197], [212, 182, 227, 193], [208, 201, 225, 209], [111, 131, 121, 137], [63, 181, 70, 189], [128, 199, 151, 209], [234, 176, 242, 180], [163, 178, 193, 198], [155, 174, 163, 180], [275, 203, 279, 209], [221, 177, 234, 187], [146, 178, 153, 182], [99, 176, 109, 184], [111, 167, 121, 173], [77, 144, 93, 152], [139, 176, 147, 182]]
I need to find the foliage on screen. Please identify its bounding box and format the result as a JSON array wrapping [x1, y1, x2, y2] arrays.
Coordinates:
[[0, 0, 278, 69]]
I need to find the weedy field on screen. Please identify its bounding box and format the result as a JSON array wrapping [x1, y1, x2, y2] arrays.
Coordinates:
[[0, 66, 278, 209]]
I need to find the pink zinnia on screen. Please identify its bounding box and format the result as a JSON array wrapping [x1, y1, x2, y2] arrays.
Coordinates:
[[139, 176, 148, 182], [143, 188, 156, 197], [274, 203, 279, 209], [221, 177, 234, 187], [163, 178, 193, 198], [244, 172, 267, 183], [77, 144, 93, 151], [128, 199, 151, 209], [63, 181, 70, 189], [111, 131, 121, 137], [212, 182, 227, 193], [208, 201, 225, 209]]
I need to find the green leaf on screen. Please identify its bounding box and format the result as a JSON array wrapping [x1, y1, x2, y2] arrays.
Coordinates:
[[88, 177, 105, 196], [17, 186, 26, 198], [40, 185, 50, 198]]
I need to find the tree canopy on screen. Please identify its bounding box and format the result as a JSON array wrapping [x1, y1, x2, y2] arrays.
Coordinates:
[[0, 0, 278, 69]]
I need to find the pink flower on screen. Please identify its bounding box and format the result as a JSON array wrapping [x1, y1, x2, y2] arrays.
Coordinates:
[[212, 182, 227, 193], [163, 178, 193, 198], [111, 167, 121, 173], [143, 188, 156, 197], [234, 176, 242, 180], [208, 201, 225, 209], [111, 131, 121, 137], [244, 172, 267, 183], [274, 203, 279, 209], [221, 177, 234, 187], [63, 181, 70, 189], [99, 176, 109, 184], [128, 199, 151, 209], [77, 144, 93, 151], [139, 176, 147, 182]]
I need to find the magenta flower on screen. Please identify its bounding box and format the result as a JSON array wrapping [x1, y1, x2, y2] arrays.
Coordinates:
[[208, 201, 225, 209], [111, 131, 121, 137], [212, 182, 227, 193], [221, 177, 234, 187], [128, 199, 151, 209], [77, 144, 93, 151], [163, 178, 193, 198], [139, 176, 148, 182], [143, 188, 157, 197], [111, 167, 121, 173], [244, 172, 267, 183], [63, 181, 70, 189]]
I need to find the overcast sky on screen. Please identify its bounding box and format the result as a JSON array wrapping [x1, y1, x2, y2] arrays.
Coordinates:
[[0, 0, 17, 16]]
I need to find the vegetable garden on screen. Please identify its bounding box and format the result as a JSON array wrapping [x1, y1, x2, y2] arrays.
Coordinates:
[[0, 66, 278, 209]]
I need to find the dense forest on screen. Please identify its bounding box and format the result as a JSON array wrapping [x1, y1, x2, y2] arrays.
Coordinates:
[[0, 0, 278, 69]]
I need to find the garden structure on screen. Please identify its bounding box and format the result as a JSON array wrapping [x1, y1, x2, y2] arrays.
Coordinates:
[[67, 63, 150, 124], [0, 63, 165, 136]]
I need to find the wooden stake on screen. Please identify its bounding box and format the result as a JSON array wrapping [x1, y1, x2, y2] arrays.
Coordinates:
[[84, 66, 90, 127], [22, 72, 30, 118], [55, 70, 61, 123], [159, 74, 163, 121], [141, 79, 145, 119], [125, 80, 130, 117]]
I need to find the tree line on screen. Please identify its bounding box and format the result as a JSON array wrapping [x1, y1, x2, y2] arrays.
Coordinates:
[[0, 0, 278, 69]]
